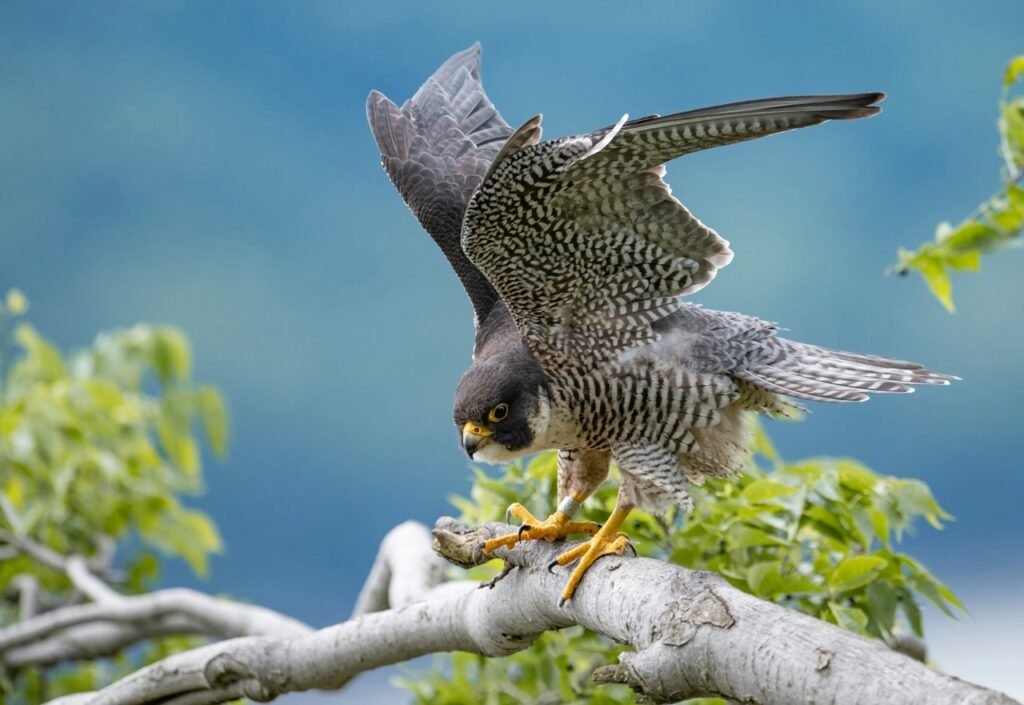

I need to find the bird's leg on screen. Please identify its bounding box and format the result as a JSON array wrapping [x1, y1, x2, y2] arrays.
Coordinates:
[[550, 502, 633, 605], [481, 495, 601, 554]]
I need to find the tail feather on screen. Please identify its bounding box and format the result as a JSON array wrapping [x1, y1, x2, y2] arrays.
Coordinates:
[[741, 368, 869, 403], [739, 341, 953, 404]]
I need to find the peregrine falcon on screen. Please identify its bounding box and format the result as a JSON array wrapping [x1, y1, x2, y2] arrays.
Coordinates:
[[367, 44, 952, 603]]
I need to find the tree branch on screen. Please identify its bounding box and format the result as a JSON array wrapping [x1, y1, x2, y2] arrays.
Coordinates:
[[0, 587, 311, 660], [0, 541, 312, 671], [42, 518, 1020, 705], [351, 520, 449, 616]]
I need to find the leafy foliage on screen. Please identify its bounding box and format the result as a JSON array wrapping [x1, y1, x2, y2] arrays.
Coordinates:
[[402, 425, 959, 704], [895, 55, 1024, 311], [0, 291, 229, 703]]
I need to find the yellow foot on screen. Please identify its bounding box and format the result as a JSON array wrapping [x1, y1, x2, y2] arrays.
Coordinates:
[[481, 503, 600, 555], [549, 511, 635, 605], [552, 532, 632, 605]]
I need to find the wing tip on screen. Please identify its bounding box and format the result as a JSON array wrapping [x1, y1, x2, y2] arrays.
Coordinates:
[[365, 88, 393, 115], [443, 42, 485, 80], [829, 91, 886, 119]]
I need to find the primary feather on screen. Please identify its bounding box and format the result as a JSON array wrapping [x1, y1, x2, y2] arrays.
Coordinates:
[[366, 43, 512, 328]]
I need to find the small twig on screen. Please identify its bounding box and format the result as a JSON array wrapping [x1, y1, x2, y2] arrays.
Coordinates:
[[65, 556, 121, 603], [0, 494, 24, 534], [0, 528, 77, 573]]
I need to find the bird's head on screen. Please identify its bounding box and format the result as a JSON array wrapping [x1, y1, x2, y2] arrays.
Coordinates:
[[453, 353, 549, 463]]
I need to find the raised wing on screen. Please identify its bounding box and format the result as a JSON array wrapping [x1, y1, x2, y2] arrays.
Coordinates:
[[462, 93, 884, 367], [366, 44, 514, 325]]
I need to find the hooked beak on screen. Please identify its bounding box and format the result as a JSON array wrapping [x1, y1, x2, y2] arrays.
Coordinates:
[[461, 422, 492, 458]]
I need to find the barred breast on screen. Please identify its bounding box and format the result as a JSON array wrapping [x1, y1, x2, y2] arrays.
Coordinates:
[[547, 357, 741, 457]]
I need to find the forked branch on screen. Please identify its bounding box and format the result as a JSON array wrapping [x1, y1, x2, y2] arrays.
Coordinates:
[[39, 519, 1018, 705]]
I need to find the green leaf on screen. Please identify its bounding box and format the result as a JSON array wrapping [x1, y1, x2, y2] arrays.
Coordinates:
[[941, 220, 1002, 253], [1001, 98, 1024, 166], [866, 580, 899, 637], [911, 255, 954, 312], [750, 421, 780, 462], [152, 327, 192, 385], [901, 591, 924, 636], [946, 250, 982, 271], [5, 289, 28, 315], [127, 552, 161, 593], [195, 386, 230, 457], [746, 561, 783, 597], [1009, 183, 1024, 212], [726, 524, 789, 550], [890, 479, 951, 529], [139, 504, 222, 576], [14, 323, 66, 379], [829, 601, 869, 634], [867, 507, 890, 547], [1005, 55, 1024, 87], [158, 415, 201, 476], [740, 479, 796, 503], [473, 474, 521, 504], [837, 460, 879, 494], [47, 664, 100, 697], [828, 555, 888, 594]]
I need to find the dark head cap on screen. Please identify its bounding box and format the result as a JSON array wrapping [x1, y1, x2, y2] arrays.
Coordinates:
[[453, 351, 547, 457]]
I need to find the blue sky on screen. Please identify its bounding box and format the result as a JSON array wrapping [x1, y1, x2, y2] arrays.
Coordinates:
[[2, 1, 1023, 700]]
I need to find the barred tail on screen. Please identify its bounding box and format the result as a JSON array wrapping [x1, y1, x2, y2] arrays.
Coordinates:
[[738, 341, 957, 404]]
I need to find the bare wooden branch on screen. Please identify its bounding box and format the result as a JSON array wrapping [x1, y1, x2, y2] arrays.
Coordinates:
[[64, 557, 121, 604], [39, 518, 1019, 705], [0, 542, 312, 671], [351, 520, 449, 616], [11, 574, 39, 620], [0, 587, 311, 659], [4, 617, 208, 668]]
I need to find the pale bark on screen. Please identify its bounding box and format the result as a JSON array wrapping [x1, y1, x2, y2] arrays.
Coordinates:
[[38, 517, 1019, 705], [0, 546, 313, 671], [0, 587, 312, 664]]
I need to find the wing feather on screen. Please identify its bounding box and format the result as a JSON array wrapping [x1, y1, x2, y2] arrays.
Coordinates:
[[366, 44, 514, 325], [463, 94, 883, 365]]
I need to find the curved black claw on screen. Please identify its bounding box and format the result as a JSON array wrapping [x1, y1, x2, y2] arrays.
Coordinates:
[[505, 506, 515, 524], [517, 524, 533, 541], [625, 542, 638, 558], [558, 596, 570, 608], [547, 559, 560, 574]]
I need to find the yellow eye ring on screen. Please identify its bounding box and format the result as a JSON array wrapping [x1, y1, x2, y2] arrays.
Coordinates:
[[488, 403, 509, 422]]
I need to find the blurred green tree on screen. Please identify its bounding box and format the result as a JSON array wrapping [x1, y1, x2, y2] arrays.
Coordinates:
[[0, 290, 227, 703], [895, 55, 1024, 311]]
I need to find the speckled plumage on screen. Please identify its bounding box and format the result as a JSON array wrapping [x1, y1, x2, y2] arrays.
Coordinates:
[[367, 44, 952, 514]]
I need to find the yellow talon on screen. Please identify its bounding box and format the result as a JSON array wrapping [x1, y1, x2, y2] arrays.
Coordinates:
[[553, 504, 634, 605], [481, 502, 600, 555]]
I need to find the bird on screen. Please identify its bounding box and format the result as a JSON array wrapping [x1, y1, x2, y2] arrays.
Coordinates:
[[366, 44, 953, 605]]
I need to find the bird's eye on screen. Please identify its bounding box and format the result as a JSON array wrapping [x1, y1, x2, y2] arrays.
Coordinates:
[[488, 403, 509, 422]]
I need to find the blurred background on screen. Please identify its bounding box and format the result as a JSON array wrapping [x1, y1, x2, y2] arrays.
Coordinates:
[[1, 0, 1022, 700]]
